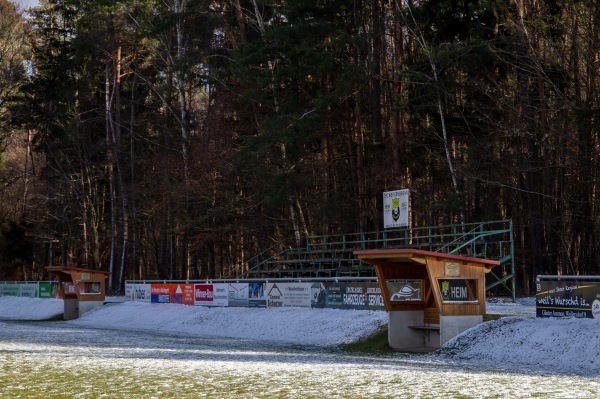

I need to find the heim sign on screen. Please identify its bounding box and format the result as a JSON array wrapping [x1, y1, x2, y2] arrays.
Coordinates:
[[383, 189, 409, 228]]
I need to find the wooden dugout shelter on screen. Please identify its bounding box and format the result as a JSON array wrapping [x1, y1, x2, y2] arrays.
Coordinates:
[[354, 249, 498, 352], [47, 266, 110, 320]]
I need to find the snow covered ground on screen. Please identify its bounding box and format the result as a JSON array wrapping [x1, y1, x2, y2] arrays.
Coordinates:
[[0, 295, 597, 374], [1, 296, 599, 398]]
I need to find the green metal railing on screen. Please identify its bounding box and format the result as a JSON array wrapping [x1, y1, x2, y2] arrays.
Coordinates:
[[243, 220, 515, 299]]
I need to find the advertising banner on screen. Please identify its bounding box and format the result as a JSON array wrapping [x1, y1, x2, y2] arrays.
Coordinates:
[[125, 283, 133, 300], [0, 283, 56, 298], [38, 282, 54, 298], [150, 284, 174, 304], [324, 282, 386, 310], [386, 280, 422, 302], [364, 283, 386, 309], [227, 283, 249, 307], [195, 284, 214, 306], [180, 284, 195, 305], [266, 283, 312, 308], [439, 279, 477, 302], [20, 284, 38, 298], [536, 280, 600, 319], [1, 284, 19, 297], [150, 284, 194, 305], [130, 284, 152, 302], [213, 284, 229, 307], [311, 283, 327, 308], [66, 282, 77, 295], [124, 280, 388, 310], [249, 282, 267, 307], [383, 189, 409, 229], [194, 283, 229, 306], [325, 282, 344, 308]]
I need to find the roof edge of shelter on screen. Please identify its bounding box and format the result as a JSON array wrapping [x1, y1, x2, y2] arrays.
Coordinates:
[[353, 248, 499, 267]]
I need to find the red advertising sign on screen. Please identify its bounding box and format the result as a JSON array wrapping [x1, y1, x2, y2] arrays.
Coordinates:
[[181, 284, 195, 306], [149, 284, 194, 305], [195, 284, 214, 305]]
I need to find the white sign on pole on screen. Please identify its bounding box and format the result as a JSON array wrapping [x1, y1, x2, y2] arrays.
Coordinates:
[[383, 189, 409, 228]]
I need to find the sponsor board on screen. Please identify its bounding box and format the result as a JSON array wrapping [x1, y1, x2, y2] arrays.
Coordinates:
[[53, 282, 74, 299], [383, 189, 409, 228], [439, 279, 477, 302], [387, 280, 422, 302], [363, 283, 386, 309], [536, 280, 600, 319], [20, 285, 38, 298], [195, 284, 214, 305], [228, 283, 249, 307], [149, 284, 194, 305], [193, 284, 228, 306], [130, 284, 151, 302], [325, 283, 344, 307], [311, 283, 326, 308], [267, 283, 312, 308], [180, 284, 195, 305], [1, 284, 20, 297], [125, 283, 133, 300], [1, 283, 57, 299], [213, 284, 229, 307], [249, 282, 267, 307], [39, 282, 54, 298], [325, 282, 385, 310], [150, 284, 175, 304]]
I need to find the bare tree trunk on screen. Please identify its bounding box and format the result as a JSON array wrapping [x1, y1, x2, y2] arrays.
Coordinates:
[[174, 0, 190, 188], [105, 61, 116, 290], [130, 66, 140, 280], [114, 46, 128, 293], [354, 92, 367, 232], [80, 170, 90, 266], [22, 129, 33, 213]]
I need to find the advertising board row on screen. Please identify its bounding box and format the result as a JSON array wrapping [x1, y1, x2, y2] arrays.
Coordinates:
[[0, 282, 55, 299], [536, 280, 600, 319], [125, 282, 386, 310]]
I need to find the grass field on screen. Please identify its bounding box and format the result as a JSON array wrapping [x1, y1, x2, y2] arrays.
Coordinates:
[[1, 321, 599, 399]]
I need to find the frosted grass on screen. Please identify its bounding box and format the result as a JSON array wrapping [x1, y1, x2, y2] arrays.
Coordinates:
[[1, 321, 598, 399]]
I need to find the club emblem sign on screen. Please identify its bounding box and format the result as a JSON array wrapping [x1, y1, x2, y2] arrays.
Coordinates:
[[439, 279, 477, 302], [383, 189, 409, 228]]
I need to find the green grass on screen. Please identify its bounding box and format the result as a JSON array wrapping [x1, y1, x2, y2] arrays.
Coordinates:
[[43, 313, 65, 321], [342, 326, 393, 353], [483, 313, 503, 322], [343, 314, 503, 354]]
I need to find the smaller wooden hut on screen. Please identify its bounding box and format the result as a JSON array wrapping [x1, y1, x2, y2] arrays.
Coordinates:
[[46, 266, 111, 320], [354, 249, 498, 352]]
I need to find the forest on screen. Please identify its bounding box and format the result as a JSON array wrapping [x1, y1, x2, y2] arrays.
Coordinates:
[[1, 0, 599, 294]]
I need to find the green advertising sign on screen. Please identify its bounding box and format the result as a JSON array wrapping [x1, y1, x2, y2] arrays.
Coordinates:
[[39, 283, 54, 298]]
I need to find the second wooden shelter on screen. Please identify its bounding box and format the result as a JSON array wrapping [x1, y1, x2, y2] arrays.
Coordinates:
[[354, 249, 498, 352]]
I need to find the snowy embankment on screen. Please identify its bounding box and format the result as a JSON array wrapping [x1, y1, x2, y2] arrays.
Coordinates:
[[1, 296, 599, 375]]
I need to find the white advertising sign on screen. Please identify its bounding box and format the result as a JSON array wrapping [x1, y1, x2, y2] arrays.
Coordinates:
[[125, 283, 133, 300], [266, 283, 312, 308], [213, 283, 229, 307], [20, 284, 38, 298], [194, 283, 229, 307], [383, 189, 409, 228], [228, 283, 249, 307], [130, 284, 152, 302]]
